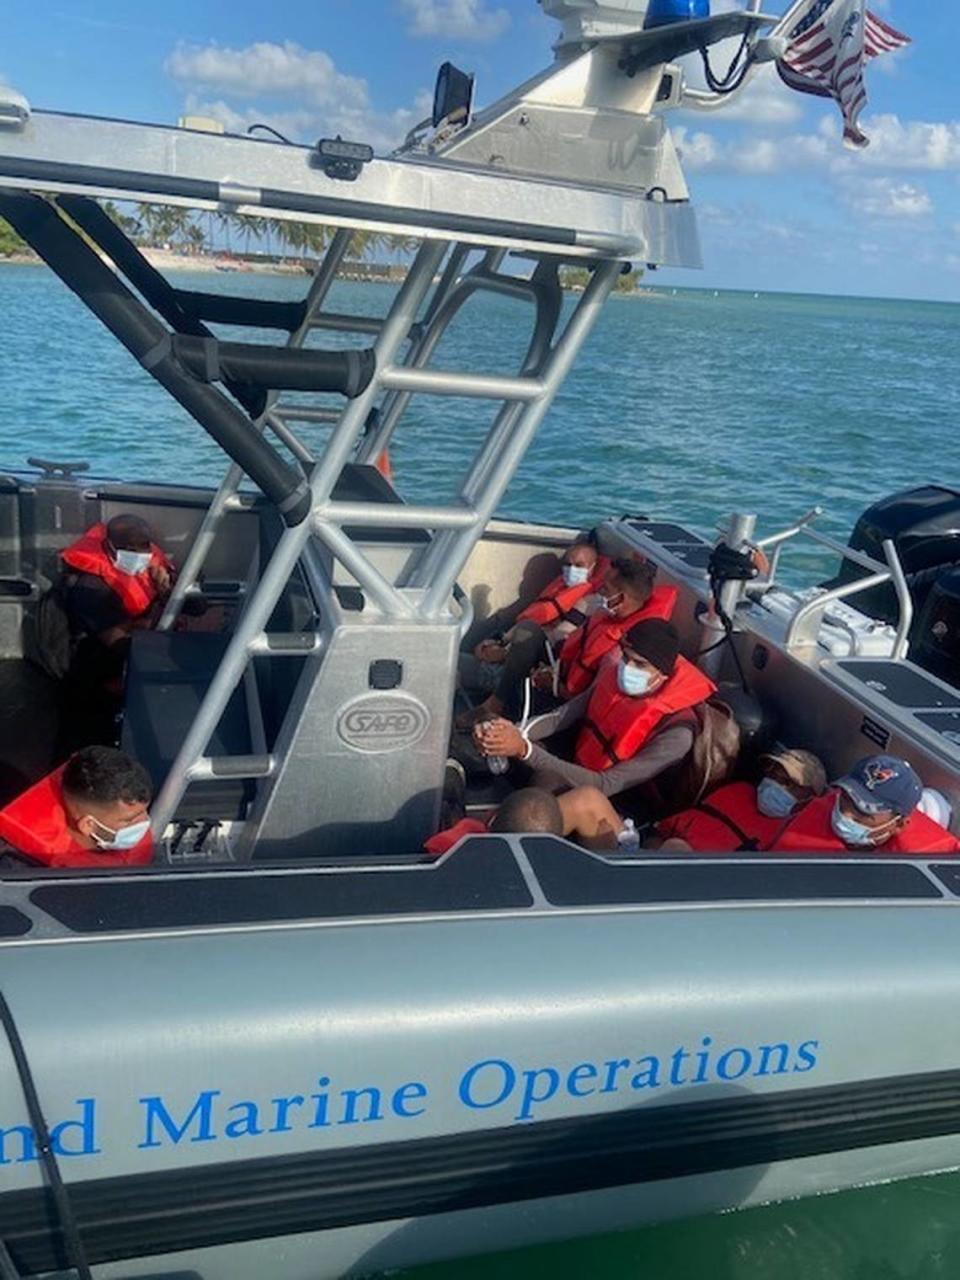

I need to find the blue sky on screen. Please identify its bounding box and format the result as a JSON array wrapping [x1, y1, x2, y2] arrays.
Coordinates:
[[2, 1, 958, 300]]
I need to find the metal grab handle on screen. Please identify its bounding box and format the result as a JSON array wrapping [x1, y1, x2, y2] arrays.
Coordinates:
[[452, 584, 474, 640], [755, 506, 823, 552], [783, 539, 912, 658]]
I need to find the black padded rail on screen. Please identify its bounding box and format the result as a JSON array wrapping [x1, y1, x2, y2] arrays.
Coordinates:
[[522, 838, 944, 906], [172, 335, 375, 397], [28, 839, 532, 932], [59, 194, 268, 418], [0, 906, 32, 937], [6, 1066, 960, 1273], [173, 288, 308, 332], [837, 661, 960, 710], [0, 192, 310, 526]]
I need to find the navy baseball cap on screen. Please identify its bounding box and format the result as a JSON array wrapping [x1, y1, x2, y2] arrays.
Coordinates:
[[837, 756, 922, 818]]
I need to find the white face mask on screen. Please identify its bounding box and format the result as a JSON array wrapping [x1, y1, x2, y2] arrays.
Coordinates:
[[114, 548, 151, 576], [830, 797, 894, 848], [563, 564, 591, 589], [618, 660, 653, 697], [757, 778, 798, 820], [86, 815, 151, 851]]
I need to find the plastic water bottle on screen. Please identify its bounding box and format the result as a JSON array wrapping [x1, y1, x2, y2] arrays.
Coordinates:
[[617, 819, 640, 855], [479, 720, 510, 776]]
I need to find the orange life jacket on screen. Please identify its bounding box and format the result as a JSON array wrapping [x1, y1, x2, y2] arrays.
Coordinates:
[[560, 586, 679, 697], [575, 656, 716, 772], [423, 817, 487, 857], [61, 523, 173, 619], [517, 557, 609, 629], [769, 791, 960, 856], [657, 780, 787, 853], [0, 767, 154, 868]]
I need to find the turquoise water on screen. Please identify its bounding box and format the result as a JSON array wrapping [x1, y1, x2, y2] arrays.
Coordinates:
[[2, 265, 960, 1275]]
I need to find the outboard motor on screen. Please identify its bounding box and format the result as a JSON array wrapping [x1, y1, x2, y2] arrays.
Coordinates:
[[913, 569, 960, 685], [834, 486, 960, 622]]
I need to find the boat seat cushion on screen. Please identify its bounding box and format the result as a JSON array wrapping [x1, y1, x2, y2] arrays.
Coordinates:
[[122, 631, 254, 822]]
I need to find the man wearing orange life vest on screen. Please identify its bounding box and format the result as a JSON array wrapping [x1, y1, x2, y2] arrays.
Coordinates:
[[60, 514, 174, 652], [475, 619, 714, 800], [554, 557, 678, 699], [461, 554, 677, 728], [769, 755, 960, 856], [52, 514, 174, 750], [0, 745, 154, 870], [424, 787, 564, 856], [656, 748, 828, 853], [459, 534, 605, 724]]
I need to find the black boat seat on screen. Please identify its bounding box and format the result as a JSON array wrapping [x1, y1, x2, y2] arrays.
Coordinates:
[[122, 632, 254, 822]]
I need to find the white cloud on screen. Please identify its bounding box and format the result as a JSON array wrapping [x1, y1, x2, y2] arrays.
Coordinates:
[[182, 88, 434, 156], [166, 40, 435, 154], [672, 113, 960, 177], [854, 115, 960, 171], [398, 0, 510, 41], [702, 65, 804, 126], [841, 176, 933, 220], [166, 41, 368, 110]]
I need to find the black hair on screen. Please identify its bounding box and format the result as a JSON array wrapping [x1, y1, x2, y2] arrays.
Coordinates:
[[62, 746, 153, 807], [489, 787, 563, 835], [106, 514, 152, 551], [609, 555, 656, 599], [573, 529, 599, 550]]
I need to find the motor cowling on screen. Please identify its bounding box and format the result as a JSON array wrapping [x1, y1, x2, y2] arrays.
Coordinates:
[[913, 569, 960, 685], [835, 486, 960, 626]]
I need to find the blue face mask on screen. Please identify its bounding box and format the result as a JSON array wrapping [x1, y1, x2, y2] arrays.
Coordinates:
[[114, 548, 151, 576], [756, 778, 798, 820], [830, 797, 889, 848], [618, 660, 653, 697], [563, 564, 590, 589], [88, 816, 151, 851]]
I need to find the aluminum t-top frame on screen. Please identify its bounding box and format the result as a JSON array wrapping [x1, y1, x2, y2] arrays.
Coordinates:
[[0, 9, 751, 848]]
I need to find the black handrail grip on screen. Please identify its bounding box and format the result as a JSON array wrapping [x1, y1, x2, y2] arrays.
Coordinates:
[[0, 192, 310, 526], [172, 290, 308, 333], [172, 336, 375, 398]]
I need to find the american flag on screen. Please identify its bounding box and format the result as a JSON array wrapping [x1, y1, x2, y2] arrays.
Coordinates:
[[775, 0, 911, 148]]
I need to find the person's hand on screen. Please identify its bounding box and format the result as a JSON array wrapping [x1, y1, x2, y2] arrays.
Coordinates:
[[149, 561, 172, 597], [475, 639, 508, 664], [474, 718, 527, 760], [531, 663, 554, 692]]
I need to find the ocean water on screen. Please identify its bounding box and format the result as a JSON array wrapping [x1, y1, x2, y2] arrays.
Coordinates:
[[2, 265, 960, 1277]]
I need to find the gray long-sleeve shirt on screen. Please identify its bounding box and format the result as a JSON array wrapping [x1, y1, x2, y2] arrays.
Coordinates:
[[523, 689, 695, 797]]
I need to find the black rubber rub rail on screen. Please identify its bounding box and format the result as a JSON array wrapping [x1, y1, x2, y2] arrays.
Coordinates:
[[4, 1068, 960, 1274]]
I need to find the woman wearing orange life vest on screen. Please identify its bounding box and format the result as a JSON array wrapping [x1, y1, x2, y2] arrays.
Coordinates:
[[0, 745, 154, 870], [475, 619, 714, 800]]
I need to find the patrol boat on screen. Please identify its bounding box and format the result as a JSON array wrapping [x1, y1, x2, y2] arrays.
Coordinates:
[[3, 3, 960, 1278]]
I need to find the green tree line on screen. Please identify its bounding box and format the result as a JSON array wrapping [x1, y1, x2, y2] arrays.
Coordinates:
[[0, 202, 416, 262]]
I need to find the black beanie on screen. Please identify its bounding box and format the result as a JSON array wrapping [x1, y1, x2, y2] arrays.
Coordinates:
[[624, 619, 680, 676]]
